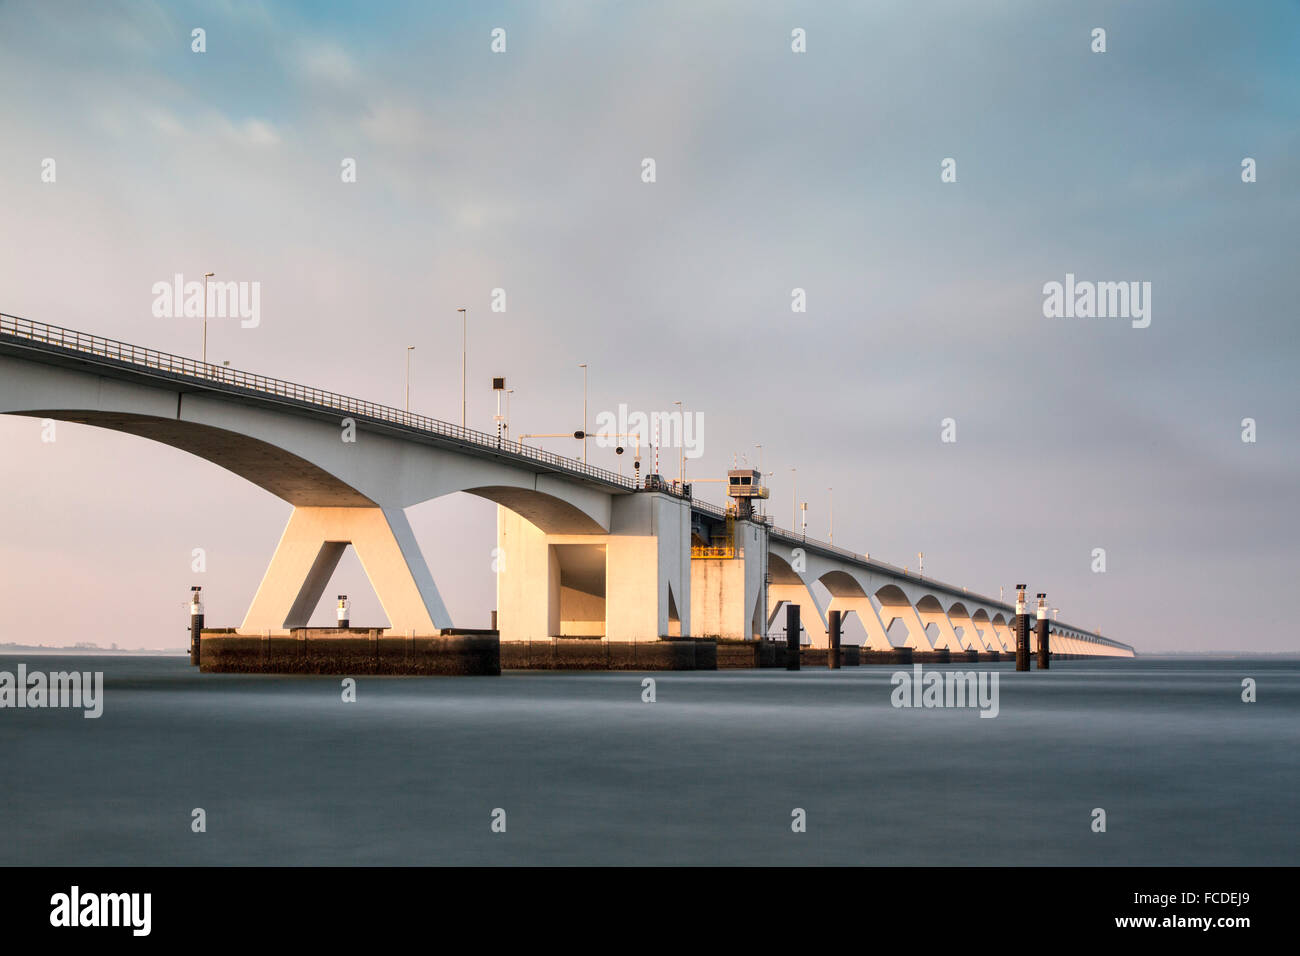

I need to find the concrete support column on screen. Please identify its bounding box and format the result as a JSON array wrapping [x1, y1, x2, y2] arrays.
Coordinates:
[[973, 617, 1002, 652], [768, 584, 828, 646], [948, 608, 990, 651], [991, 620, 1015, 653], [605, 492, 691, 641], [690, 518, 768, 640], [877, 597, 933, 651], [916, 601, 963, 651], [496, 506, 561, 642], [241, 506, 450, 636], [827, 597, 892, 650]]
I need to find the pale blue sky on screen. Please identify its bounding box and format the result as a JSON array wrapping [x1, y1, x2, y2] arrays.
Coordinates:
[[1, 1, 1296, 651]]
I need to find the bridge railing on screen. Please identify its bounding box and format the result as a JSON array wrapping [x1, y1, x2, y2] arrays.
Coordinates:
[[0, 312, 684, 498]]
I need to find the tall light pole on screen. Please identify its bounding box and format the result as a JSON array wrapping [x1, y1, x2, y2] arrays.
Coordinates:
[[505, 388, 515, 440], [405, 346, 415, 411], [673, 401, 683, 483], [579, 363, 588, 464], [202, 271, 214, 364], [828, 486, 833, 544], [456, 309, 467, 427]]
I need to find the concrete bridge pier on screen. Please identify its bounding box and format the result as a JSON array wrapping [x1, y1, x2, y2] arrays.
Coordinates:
[[240, 505, 450, 636], [915, 597, 965, 654], [767, 584, 828, 647], [196, 504, 503, 674], [496, 491, 707, 668], [689, 517, 769, 640]]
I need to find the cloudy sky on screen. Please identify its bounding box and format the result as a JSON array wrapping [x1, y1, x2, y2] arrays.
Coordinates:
[[1, 0, 1296, 652]]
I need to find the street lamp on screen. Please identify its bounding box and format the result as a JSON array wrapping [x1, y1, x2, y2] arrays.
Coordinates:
[[579, 364, 588, 464], [505, 388, 515, 440], [673, 401, 684, 483], [828, 486, 833, 544], [456, 308, 467, 427], [202, 272, 215, 364], [405, 346, 415, 412]]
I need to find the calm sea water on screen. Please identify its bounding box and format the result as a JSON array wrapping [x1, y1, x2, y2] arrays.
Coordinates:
[[1, 655, 1295, 865]]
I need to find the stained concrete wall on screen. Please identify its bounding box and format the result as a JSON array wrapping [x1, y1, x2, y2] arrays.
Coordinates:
[[689, 518, 768, 640]]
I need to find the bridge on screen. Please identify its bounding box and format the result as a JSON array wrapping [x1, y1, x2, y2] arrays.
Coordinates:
[[0, 313, 1134, 666]]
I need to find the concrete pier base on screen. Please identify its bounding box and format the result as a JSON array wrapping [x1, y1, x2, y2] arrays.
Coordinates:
[[199, 627, 500, 675], [499, 638, 717, 670], [860, 647, 914, 665], [715, 639, 769, 668], [797, 645, 861, 667]]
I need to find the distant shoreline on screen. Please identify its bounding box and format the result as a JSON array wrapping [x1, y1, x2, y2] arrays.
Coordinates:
[[0, 644, 188, 656]]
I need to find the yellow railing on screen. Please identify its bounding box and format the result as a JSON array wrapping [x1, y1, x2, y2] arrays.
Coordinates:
[[691, 545, 735, 559]]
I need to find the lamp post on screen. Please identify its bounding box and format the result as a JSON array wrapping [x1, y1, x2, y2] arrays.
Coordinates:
[[828, 486, 833, 544], [505, 388, 514, 440], [579, 364, 588, 464], [673, 400, 685, 484], [456, 308, 467, 427], [405, 346, 415, 411], [202, 272, 214, 364]]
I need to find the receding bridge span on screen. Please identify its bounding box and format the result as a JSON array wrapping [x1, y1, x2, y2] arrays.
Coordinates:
[[0, 313, 1133, 660]]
